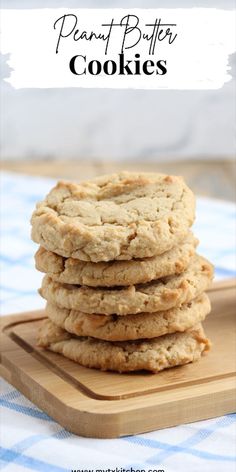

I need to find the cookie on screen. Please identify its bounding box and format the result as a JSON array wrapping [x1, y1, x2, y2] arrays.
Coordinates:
[[38, 320, 210, 373], [39, 255, 214, 315], [35, 233, 197, 287], [31, 172, 195, 262], [45, 293, 211, 341]]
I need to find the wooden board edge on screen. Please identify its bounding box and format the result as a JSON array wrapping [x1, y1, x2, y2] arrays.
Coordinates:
[[207, 278, 236, 292], [1, 350, 236, 438], [116, 379, 236, 438], [0, 310, 45, 330]]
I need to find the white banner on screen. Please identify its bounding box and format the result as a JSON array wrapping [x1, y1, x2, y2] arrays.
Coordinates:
[[0, 8, 235, 89]]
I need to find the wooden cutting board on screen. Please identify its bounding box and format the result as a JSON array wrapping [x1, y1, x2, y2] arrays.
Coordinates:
[[1, 279, 236, 438]]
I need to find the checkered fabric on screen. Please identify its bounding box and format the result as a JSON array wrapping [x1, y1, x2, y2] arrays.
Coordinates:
[[1, 171, 236, 472]]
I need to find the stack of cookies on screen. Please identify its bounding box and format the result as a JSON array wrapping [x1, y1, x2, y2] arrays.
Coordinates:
[[31, 172, 214, 373]]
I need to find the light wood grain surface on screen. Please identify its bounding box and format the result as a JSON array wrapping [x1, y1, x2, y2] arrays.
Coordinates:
[[1, 158, 235, 201]]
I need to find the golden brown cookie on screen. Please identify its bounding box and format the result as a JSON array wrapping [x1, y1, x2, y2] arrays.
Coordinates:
[[35, 233, 197, 287], [45, 293, 210, 341], [38, 320, 210, 373], [31, 172, 195, 262], [39, 255, 214, 315]]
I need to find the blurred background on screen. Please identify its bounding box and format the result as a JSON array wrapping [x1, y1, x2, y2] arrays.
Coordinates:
[[0, 0, 235, 200]]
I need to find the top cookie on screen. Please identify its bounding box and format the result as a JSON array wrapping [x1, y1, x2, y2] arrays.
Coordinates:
[[31, 172, 195, 262]]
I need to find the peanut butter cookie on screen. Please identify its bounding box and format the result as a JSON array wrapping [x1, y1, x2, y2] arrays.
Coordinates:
[[31, 172, 195, 262]]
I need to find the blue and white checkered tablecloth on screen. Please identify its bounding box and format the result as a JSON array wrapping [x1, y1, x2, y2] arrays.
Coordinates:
[[0, 171, 236, 472]]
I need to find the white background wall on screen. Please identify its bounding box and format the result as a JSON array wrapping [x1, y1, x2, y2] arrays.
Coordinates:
[[1, 1, 235, 161]]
